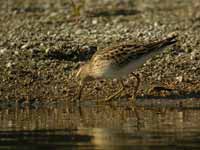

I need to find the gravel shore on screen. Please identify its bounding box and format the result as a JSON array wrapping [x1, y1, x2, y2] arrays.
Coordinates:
[[0, 0, 199, 106]]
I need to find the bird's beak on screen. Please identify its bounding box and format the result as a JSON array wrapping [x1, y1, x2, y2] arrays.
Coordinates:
[[76, 67, 82, 78]]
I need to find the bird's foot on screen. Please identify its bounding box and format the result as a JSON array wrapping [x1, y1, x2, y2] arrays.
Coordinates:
[[104, 87, 124, 102]]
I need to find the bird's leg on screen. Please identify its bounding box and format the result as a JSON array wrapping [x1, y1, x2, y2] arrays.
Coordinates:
[[104, 88, 124, 102], [77, 80, 84, 103], [120, 80, 140, 121], [119, 80, 128, 98], [94, 80, 102, 100], [95, 80, 109, 101], [104, 80, 125, 102], [129, 73, 140, 120], [131, 73, 141, 98]]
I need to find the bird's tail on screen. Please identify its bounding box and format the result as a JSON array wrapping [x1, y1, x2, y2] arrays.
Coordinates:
[[134, 32, 178, 64], [146, 32, 178, 50], [160, 32, 178, 46]]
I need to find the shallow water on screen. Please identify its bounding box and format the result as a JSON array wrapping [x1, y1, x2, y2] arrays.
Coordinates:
[[0, 100, 200, 150]]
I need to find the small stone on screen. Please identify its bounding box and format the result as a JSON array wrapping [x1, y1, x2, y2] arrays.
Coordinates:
[[14, 51, 19, 55], [21, 43, 30, 49], [190, 50, 199, 60], [47, 31, 51, 35], [40, 43, 44, 47], [113, 79, 118, 83], [6, 62, 12, 68], [0, 48, 7, 55], [154, 22, 158, 27], [75, 29, 83, 35], [157, 75, 161, 81], [45, 48, 50, 54], [176, 76, 183, 82], [92, 19, 98, 25], [191, 66, 196, 70]]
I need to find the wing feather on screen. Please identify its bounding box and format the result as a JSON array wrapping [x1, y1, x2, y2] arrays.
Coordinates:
[[91, 33, 177, 67]]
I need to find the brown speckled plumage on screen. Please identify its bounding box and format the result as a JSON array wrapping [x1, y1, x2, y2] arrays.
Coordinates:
[[75, 32, 178, 105], [76, 32, 177, 81], [77, 34, 176, 79]]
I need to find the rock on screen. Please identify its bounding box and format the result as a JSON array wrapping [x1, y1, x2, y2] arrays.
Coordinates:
[[6, 62, 12, 68], [21, 42, 31, 49], [0, 48, 7, 55], [92, 19, 98, 25], [176, 76, 183, 82]]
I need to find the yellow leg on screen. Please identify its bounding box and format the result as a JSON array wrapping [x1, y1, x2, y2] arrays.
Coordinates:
[[129, 73, 141, 120], [104, 87, 124, 102], [130, 96, 140, 121], [77, 80, 84, 102], [95, 80, 108, 101], [131, 73, 141, 97], [116, 80, 140, 120], [104, 73, 140, 103]]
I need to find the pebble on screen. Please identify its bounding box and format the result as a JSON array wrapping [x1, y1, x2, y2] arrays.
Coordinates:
[[176, 76, 183, 82], [21, 43, 30, 49], [92, 19, 98, 25], [6, 62, 12, 68], [190, 50, 199, 60], [0, 48, 7, 55]]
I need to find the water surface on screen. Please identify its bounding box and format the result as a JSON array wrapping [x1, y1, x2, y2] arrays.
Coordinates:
[[0, 99, 200, 150]]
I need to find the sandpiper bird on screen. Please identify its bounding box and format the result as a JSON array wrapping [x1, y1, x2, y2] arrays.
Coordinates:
[[76, 33, 177, 103]]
